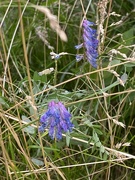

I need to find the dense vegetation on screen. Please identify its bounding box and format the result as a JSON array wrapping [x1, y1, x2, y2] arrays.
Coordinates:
[[0, 0, 135, 179]]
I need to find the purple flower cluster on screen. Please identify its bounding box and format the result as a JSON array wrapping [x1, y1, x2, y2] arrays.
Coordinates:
[[39, 101, 74, 140], [75, 20, 98, 68]]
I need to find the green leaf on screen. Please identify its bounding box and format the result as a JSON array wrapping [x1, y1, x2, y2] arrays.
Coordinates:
[[96, 141, 102, 147], [93, 131, 100, 143], [66, 132, 71, 147], [119, 27, 135, 55], [22, 115, 35, 134], [103, 152, 108, 160], [31, 158, 44, 166], [110, 60, 121, 66], [94, 128, 103, 135], [100, 145, 105, 153], [121, 73, 128, 84], [84, 120, 93, 127], [29, 145, 60, 152], [0, 97, 9, 108], [124, 63, 135, 67]]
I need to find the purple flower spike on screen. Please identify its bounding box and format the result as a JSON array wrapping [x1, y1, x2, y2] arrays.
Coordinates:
[[83, 20, 95, 27], [39, 101, 74, 140], [75, 19, 98, 68]]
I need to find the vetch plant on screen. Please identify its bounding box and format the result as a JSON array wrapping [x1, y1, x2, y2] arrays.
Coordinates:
[[39, 101, 74, 140], [75, 20, 99, 68]]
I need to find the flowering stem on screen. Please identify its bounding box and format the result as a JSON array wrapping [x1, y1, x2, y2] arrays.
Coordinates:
[[54, 59, 58, 85], [39, 101, 73, 140]]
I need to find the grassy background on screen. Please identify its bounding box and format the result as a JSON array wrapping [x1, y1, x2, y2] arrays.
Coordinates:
[[0, 0, 135, 179]]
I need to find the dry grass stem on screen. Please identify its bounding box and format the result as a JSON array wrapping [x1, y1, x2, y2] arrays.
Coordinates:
[[109, 49, 127, 59], [35, 26, 54, 50], [38, 68, 54, 76], [97, 0, 108, 44], [107, 114, 125, 128], [110, 20, 123, 27], [109, 12, 121, 17], [108, 69, 126, 86], [26, 95, 37, 112], [115, 142, 131, 149], [32, 5, 67, 42]]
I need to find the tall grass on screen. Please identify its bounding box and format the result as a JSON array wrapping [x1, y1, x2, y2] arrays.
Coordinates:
[[0, 0, 135, 179]]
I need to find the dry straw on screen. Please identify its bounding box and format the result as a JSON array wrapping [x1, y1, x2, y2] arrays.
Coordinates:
[[32, 5, 67, 42], [97, 0, 108, 44], [35, 26, 54, 50]]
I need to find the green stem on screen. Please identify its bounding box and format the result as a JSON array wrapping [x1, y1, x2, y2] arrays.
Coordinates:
[[54, 59, 58, 85]]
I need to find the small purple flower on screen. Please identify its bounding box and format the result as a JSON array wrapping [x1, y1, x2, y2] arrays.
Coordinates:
[[39, 101, 74, 140], [76, 54, 84, 62], [75, 19, 98, 68], [75, 43, 83, 50]]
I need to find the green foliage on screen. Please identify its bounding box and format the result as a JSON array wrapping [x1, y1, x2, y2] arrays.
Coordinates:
[[0, 0, 135, 179]]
